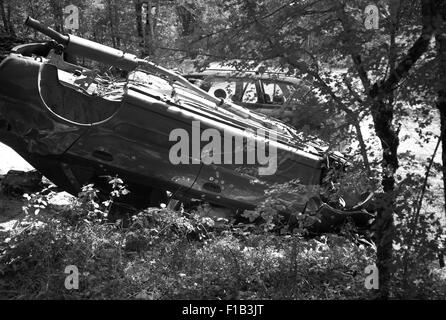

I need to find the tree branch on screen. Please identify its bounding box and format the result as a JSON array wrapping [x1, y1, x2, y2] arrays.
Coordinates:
[[371, 0, 436, 98], [336, 2, 371, 93]]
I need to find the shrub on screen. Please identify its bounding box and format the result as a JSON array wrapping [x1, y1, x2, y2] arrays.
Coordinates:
[[1, 175, 445, 299]]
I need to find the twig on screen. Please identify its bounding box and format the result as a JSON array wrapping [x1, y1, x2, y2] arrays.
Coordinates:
[[402, 135, 441, 287], [413, 136, 441, 234]]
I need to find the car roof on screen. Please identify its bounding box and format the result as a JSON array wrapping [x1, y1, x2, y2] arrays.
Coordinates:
[[185, 69, 302, 84], [182, 60, 304, 84]]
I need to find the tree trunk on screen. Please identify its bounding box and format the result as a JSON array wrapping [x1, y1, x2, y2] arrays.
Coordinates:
[[134, 0, 143, 37], [105, 0, 116, 47], [134, 0, 157, 57], [49, 0, 63, 33], [436, 2, 446, 265], [176, 3, 197, 36], [113, 0, 120, 47], [0, 0, 14, 35], [146, 0, 154, 53], [366, 0, 437, 298], [0, 0, 8, 33], [145, 0, 160, 57], [369, 97, 399, 299]]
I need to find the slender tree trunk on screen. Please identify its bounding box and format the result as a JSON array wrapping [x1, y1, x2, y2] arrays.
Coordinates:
[[436, 2, 446, 264], [134, 0, 143, 37], [105, 0, 116, 47], [145, 0, 157, 56], [49, 0, 63, 33], [134, 0, 147, 57], [5, 0, 14, 35], [113, 0, 120, 47], [0, 0, 14, 35], [176, 2, 197, 36], [369, 97, 399, 299], [0, 0, 8, 33], [135, 0, 156, 57], [439, 62, 446, 216]]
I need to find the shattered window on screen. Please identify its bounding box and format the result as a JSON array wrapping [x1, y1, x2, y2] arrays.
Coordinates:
[[241, 82, 258, 103], [209, 81, 236, 100], [197, 78, 237, 101], [262, 81, 285, 104], [200, 78, 258, 103]]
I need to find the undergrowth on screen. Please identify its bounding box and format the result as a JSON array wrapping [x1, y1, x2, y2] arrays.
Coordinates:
[[0, 176, 445, 299]]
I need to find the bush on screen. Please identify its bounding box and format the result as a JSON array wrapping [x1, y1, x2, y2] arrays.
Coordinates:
[[0, 176, 445, 299]]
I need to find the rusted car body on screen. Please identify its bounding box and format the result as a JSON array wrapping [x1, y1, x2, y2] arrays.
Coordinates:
[[0, 18, 354, 223]]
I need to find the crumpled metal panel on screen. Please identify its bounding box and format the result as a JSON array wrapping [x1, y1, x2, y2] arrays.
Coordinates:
[[0, 55, 85, 156]]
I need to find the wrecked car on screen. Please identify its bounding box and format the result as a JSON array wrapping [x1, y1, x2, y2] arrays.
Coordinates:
[[0, 18, 373, 232]]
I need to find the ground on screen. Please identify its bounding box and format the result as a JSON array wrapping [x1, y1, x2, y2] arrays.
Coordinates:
[[0, 143, 73, 231]]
